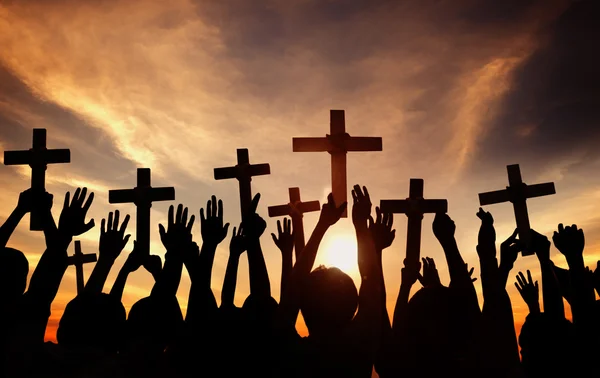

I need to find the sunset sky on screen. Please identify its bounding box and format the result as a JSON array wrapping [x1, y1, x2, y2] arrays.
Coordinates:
[[0, 0, 599, 346]]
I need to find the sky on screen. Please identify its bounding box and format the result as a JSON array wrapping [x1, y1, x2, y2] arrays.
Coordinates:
[[0, 0, 599, 347]]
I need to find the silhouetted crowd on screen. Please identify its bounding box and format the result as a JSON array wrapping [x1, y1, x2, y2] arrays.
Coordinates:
[[1, 185, 598, 378]]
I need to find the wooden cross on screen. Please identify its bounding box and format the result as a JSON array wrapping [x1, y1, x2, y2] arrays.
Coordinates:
[[268, 187, 320, 260], [67, 240, 97, 295], [292, 110, 382, 217], [478, 164, 555, 256], [108, 168, 175, 255], [3, 129, 70, 230], [214, 149, 270, 220], [380, 179, 447, 264]]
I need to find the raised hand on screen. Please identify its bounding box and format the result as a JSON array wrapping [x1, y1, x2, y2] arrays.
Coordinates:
[[466, 264, 477, 283], [515, 270, 540, 313], [351, 184, 371, 228], [317, 193, 346, 228], [16, 188, 35, 214], [401, 259, 422, 288], [58, 187, 95, 236], [369, 206, 396, 252], [553, 224, 585, 262], [230, 224, 246, 257], [476, 207, 495, 246], [159, 204, 195, 253], [500, 229, 522, 269], [530, 229, 551, 263], [99, 210, 131, 262], [200, 195, 230, 247], [432, 213, 456, 244], [418, 257, 442, 288], [143, 254, 163, 280], [271, 218, 293, 258], [123, 241, 145, 274], [242, 194, 267, 239]]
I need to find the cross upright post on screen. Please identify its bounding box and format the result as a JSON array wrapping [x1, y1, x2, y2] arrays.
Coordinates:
[[478, 164, 556, 256], [67, 240, 97, 295], [3, 129, 70, 230], [380, 179, 448, 265], [214, 148, 270, 220], [108, 168, 175, 256], [293, 110, 382, 217], [268, 187, 320, 259]]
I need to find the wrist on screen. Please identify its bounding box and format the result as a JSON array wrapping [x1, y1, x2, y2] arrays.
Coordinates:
[[528, 302, 541, 315]]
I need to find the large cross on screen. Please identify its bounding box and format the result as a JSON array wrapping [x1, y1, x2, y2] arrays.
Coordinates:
[[214, 149, 270, 220], [3, 129, 70, 230], [478, 164, 555, 256], [292, 110, 382, 217], [108, 168, 175, 255], [268, 187, 320, 260], [380, 179, 447, 264], [67, 240, 97, 295]]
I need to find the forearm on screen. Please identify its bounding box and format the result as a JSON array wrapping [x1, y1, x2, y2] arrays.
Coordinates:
[[392, 283, 412, 336], [109, 268, 130, 301], [440, 238, 468, 283], [221, 254, 241, 307], [151, 254, 183, 298], [280, 254, 293, 300], [196, 242, 218, 287], [539, 260, 564, 318], [84, 258, 114, 294], [567, 256, 596, 323], [0, 206, 26, 248], [247, 239, 271, 298], [27, 246, 68, 306]]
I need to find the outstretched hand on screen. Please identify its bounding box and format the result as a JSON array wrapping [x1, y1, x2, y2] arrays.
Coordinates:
[[242, 194, 267, 240], [515, 270, 539, 313], [58, 187, 95, 236], [159, 204, 195, 254], [200, 195, 230, 247], [369, 206, 395, 252], [230, 224, 246, 257], [401, 259, 422, 288], [272, 218, 293, 258], [553, 224, 585, 263], [351, 185, 371, 228], [476, 207, 495, 246], [500, 229, 522, 270], [432, 213, 455, 244], [317, 193, 347, 227], [417, 257, 442, 288], [99, 210, 131, 262]]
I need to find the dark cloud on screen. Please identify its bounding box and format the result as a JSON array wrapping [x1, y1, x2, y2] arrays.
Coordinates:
[[473, 0, 600, 173]]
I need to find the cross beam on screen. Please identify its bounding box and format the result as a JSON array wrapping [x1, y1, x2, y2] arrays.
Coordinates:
[[108, 168, 175, 255], [67, 240, 97, 295], [292, 110, 382, 217], [478, 164, 555, 256], [268, 187, 320, 260], [214, 149, 270, 220], [380, 179, 447, 264], [3, 129, 70, 230]]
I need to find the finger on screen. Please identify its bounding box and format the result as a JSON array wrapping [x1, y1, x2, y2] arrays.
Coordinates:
[[231, 226, 237, 241], [277, 220, 283, 236], [284, 218, 290, 234], [429, 257, 436, 268], [101, 218, 106, 235], [168, 205, 174, 228], [515, 282, 523, 295], [368, 215, 374, 229], [271, 233, 278, 245], [249, 193, 260, 214], [218, 199, 223, 221], [82, 192, 94, 213], [338, 201, 348, 214], [176, 204, 183, 225], [223, 223, 230, 236], [159, 224, 166, 238], [469, 267, 474, 276], [416, 272, 424, 285], [63, 191, 70, 210], [113, 210, 120, 231], [421, 257, 427, 269], [471, 277, 477, 283], [476, 207, 484, 219], [83, 219, 95, 233], [211, 195, 217, 218], [351, 190, 357, 204], [187, 215, 196, 233], [375, 206, 382, 224], [535, 281, 539, 290], [353, 184, 361, 198], [383, 210, 390, 227], [527, 270, 533, 284], [363, 186, 370, 201], [558, 223, 564, 233], [387, 212, 394, 228], [79, 188, 88, 207], [182, 207, 189, 226], [516, 274, 523, 287], [108, 211, 114, 232], [120, 214, 131, 235], [238, 224, 243, 236], [123, 234, 131, 246], [73, 187, 81, 206]]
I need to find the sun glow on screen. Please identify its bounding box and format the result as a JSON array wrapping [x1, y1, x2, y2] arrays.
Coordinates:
[[321, 233, 358, 274]]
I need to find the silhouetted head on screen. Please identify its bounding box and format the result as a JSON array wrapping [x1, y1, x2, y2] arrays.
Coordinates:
[[242, 294, 278, 332], [0, 247, 28, 302], [57, 292, 126, 354], [125, 295, 183, 355], [519, 313, 575, 376], [403, 286, 474, 376], [299, 266, 358, 336]]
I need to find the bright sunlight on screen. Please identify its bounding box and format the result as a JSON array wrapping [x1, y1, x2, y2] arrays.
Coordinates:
[[320, 233, 358, 274]]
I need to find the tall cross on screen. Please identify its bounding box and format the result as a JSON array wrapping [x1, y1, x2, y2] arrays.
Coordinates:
[[67, 240, 97, 295], [478, 164, 555, 256], [292, 110, 382, 217], [268, 187, 320, 260], [380, 179, 447, 264], [3, 129, 70, 230], [214, 149, 270, 220], [108, 168, 175, 255]]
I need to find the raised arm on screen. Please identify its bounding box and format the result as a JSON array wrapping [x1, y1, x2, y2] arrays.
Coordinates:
[[515, 270, 541, 316], [85, 210, 131, 294], [277, 193, 346, 331], [272, 218, 294, 297], [152, 204, 194, 298], [221, 225, 246, 309], [242, 194, 271, 299], [0, 189, 33, 248], [351, 185, 383, 356], [530, 229, 564, 318], [109, 241, 143, 301]]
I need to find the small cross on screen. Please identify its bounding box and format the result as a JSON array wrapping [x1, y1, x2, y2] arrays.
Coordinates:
[[67, 240, 97, 295], [108, 168, 175, 255], [268, 187, 320, 260], [478, 164, 556, 256], [214, 149, 270, 220], [3, 129, 70, 230], [293, 110, 382, 217], [380, 179, 447, 264]]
